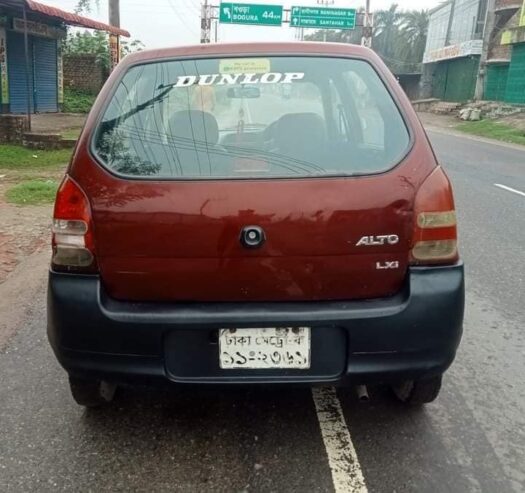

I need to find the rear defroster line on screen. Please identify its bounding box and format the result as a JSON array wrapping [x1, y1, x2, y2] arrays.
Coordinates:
[[312, 387, 368, 493]]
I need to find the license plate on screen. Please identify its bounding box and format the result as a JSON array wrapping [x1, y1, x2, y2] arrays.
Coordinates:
[[219, 327, 311, 369]]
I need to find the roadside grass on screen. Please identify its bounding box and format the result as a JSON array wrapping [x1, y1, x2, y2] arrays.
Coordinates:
[[61, 128, 82, 140], [63, 89, 96, 114], [456, 120, 525, 146], [0, 145, 72, 170], [5, 180, 58, 205]]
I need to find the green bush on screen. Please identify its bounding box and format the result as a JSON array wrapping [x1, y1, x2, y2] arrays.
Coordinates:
[[63, 89, 97, 114]]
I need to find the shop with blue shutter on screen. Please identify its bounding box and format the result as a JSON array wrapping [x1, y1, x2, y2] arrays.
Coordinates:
[[0, 0, 129, 116], [0, 9, 64, 114], [5, 22, 62, 113]]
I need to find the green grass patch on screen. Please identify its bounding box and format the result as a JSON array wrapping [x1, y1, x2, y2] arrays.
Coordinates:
[[0, 145, 71, 170], [61, 128, 82, 140], [63, 88, 96, 114], [5, 180, 58, 205], [456, 120, 525, 146]]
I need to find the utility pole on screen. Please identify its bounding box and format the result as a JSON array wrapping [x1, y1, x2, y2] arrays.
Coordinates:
[[22, 6, 32, 130], [200, 0, 212, 44], [317, 0, 334, 42], [361, 0, 372, 47], [108, 0, 120, 71], [295, 27, 304, 41], [109, 0, 120, 28], [474, 0, 496, 100]]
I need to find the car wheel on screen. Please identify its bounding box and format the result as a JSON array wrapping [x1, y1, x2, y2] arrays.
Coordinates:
[[392, 375, 442, 405], [69, 377, 116, 408]]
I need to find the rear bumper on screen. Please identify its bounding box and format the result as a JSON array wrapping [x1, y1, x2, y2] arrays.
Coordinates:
[[47, 264, 464, 386]]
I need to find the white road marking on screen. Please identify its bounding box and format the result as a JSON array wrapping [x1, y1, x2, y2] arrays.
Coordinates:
[[312, 387, 368, 493], [494, 183, 525, 198]]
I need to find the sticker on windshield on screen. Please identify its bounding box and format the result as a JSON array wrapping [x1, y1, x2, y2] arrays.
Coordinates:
[[219, 58, 271, 74], [173, 72, 304, 87]]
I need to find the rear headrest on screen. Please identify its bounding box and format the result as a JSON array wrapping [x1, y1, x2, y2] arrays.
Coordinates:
[[273, 113, 326, 152], [170, 110, 219, 145]]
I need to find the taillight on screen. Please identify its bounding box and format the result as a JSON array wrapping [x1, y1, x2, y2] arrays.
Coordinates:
[[52, 176, 97, 273], [410, 167, 459, 265]]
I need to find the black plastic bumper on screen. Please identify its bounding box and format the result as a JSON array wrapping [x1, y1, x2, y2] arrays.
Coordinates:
[[47, 264, 464, 386]]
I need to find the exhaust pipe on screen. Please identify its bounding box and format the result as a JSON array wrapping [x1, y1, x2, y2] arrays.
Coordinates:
[[356, 385, 370, 402]]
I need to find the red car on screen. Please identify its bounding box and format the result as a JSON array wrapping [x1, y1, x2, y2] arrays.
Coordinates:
[[47, 42, 464, 407]]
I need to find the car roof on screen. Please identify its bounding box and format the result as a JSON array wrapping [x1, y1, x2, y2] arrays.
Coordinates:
[[123, 42, 377, 65]]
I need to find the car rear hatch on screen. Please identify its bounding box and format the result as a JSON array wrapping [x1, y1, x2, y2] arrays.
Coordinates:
[[76, 54, 424, 302], [88, 176, 413, 301]]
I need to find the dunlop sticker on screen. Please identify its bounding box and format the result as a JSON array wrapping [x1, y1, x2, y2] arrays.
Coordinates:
[[173, 72, 304, 87]]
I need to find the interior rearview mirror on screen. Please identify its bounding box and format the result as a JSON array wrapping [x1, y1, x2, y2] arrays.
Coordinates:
[[227, 85, 261, 99]]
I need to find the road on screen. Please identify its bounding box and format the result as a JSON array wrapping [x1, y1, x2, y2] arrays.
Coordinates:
[[1, 127, 524, 492]]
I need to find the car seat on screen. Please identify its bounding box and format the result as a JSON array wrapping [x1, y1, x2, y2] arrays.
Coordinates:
[[169, 110, 230, 177]]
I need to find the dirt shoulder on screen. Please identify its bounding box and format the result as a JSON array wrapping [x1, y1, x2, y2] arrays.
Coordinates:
[[31, 113, 86, 135], [0, 249, 49, 350], [418, 111, 525, 148], [0, 139, 72, 286], [0, 154, 51, 349], [417, 111, 459, 130], [0, 142, 70, 349], [0, 166, 59, 349], [0, 195, 52, 283]]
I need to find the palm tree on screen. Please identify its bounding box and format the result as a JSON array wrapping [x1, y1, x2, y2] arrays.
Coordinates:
[[399, 10, 429, 70], [373, 4, 402, 61], [305, 4, 430, 75]]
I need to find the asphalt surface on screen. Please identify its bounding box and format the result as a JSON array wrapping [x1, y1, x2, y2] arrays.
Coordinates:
[[1, 127, 524, 492]]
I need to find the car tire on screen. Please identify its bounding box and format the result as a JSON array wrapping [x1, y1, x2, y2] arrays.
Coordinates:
[[69, 377, 116, 408], [392, 375, 442, 405]]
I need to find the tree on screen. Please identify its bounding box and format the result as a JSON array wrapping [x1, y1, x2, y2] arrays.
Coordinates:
[[398, 10, 429, 71], [63, 30, 145, 72], [74, 0, 99, 14], [63, 30, 110, 70], [304, 4, 429, 74], [373, 4, 402, 65], [304, 29, 361, 44]]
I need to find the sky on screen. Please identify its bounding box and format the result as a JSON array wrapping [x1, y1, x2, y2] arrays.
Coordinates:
[[46, 0, 442, 48]]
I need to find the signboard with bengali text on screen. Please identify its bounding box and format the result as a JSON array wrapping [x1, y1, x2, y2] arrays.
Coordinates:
[[109, 34, 120, 72], [219, 3, 283, 26], [57, 40, 63, 105], [290, 6, 356, 29], [13, 18, 65, 39], [423, 40, 482, 63]]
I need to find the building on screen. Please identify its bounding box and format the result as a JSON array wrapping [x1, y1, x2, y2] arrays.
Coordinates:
[[0, 0, 129, 114], [396, 73, 422, 100], [421, 0, 525, 103], [485, 0, 525, 103], [421, 0, 487, 102]]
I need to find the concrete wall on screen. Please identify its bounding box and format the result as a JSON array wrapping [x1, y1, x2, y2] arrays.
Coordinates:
[[397, 74, 422, 100], [488, 6, 521, 62], [0, 115, 28, 144]]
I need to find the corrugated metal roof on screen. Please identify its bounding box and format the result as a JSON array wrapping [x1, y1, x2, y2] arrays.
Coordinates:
[[23, 0, 130, 37]]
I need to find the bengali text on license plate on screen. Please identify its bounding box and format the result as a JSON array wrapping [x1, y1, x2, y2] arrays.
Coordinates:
[[219, 327, 311, 369]]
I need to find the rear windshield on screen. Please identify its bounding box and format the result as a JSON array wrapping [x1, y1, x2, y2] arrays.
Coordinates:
[[93, 56, 410, 179]]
